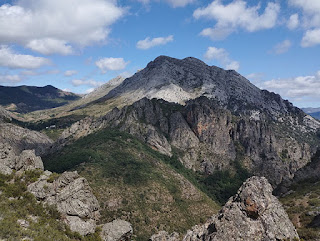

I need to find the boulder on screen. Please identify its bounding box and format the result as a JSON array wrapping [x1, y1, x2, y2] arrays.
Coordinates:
[[28, 171, 100, 235], [16, 150, 44, 171], [100, 219, 133, 241]]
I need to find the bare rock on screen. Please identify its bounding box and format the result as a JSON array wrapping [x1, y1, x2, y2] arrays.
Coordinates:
[[65, 216, 96, 236], [100, 219, 133, 241], [182, 176, 299, 241], [0, 123, 53, 156], [150, 231, 180, 241], [16, 150, 44, 171], [0, 142, 44, 175], [28, 171, 100, 235]]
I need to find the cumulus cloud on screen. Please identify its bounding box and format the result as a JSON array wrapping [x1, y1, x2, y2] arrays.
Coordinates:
[[0, 45, 50, 69], [287, 14, 299, 30], [204, 47, 240, 71], [26, 38, 73, 55], [193, 0, 280, 40], [271, 40, 292, 54], [64, 70, 78, 77], [136, 35, 174, 50], [0, 74, 21, 84], [301, 29, 320, 47], [289, 0, 320, 47], [260, 71, 320, 103], [71, 79, 104, 87], [0, 0, 125, 54], [289, 0, 320, 28], [95, 58, 129, 73]]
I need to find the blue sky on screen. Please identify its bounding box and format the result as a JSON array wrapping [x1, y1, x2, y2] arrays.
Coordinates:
[[0, 0, 319, 107]]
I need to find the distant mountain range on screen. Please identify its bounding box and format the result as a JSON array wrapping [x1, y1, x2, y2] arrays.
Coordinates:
[[0, 85, 80, 113], [302, 107, 320, 120]]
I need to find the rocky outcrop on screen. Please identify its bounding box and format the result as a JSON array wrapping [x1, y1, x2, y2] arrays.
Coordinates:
[[0, 123, 53, 155], [100, 219, 133, 241], [184, 176, 298, 241], [152, 176, 298, 241], [28, 171, 100, 235], [275, 150, 320, 196], [0, 106, 12, 122], [150, 231, 180, 241], [0, 142, 44, 175]]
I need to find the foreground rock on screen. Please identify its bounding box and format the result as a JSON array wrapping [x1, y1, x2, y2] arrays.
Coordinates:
[[152, 176, 299, 241], [100, 219, 133, 241], [28, 171, 100, 235]]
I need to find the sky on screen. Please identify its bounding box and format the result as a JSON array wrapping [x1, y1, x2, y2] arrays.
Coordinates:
[[0, 0, 319, 108]]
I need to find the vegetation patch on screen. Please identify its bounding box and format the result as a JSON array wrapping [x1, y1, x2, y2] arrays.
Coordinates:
[[43, 128, 220, 240]]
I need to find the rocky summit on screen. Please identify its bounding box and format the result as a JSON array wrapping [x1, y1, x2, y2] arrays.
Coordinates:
[[102, 56, 300, 116]]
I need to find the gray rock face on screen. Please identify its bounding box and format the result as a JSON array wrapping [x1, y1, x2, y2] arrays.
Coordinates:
[[0, 123, 53, 156], [0, 106, 12, 122], [150, 231, 180, 241], [182, 176, 299, 241], [100, 219, 133, 241], [15, 150, 44, 171], [150, 177, 298, 241], [0, 142, 44, 175], [57, 96, 318, 187], [28, 171, 100, 235]]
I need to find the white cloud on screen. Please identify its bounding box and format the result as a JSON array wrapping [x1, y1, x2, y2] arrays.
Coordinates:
[[287, 14, 299, 30], [289, 0, 320, 28], [0, 74, 21, 83], [289, 0, 320, 47], [271, 40, 292, 54], [260, 71, 320, 102], [0, 0, 125, 54], [72, 79, 104, 87], [204, 47, 240, 71], [26, 38, 73, 55], [301, 28, 320, 47], [246, 73, 265, 83], [193, 0, 280, 40], [95, 58, 129, 73], [64, 70, 78, 77], [0, 45, 50, 69], [136, 35, 173, 50]]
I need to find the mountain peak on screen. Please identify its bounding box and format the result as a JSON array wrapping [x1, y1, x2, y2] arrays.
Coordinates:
[[102, 55, 298, 115]]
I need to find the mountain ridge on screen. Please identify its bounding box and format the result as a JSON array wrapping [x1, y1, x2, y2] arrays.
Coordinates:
[[0, 85, 81, 113]]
